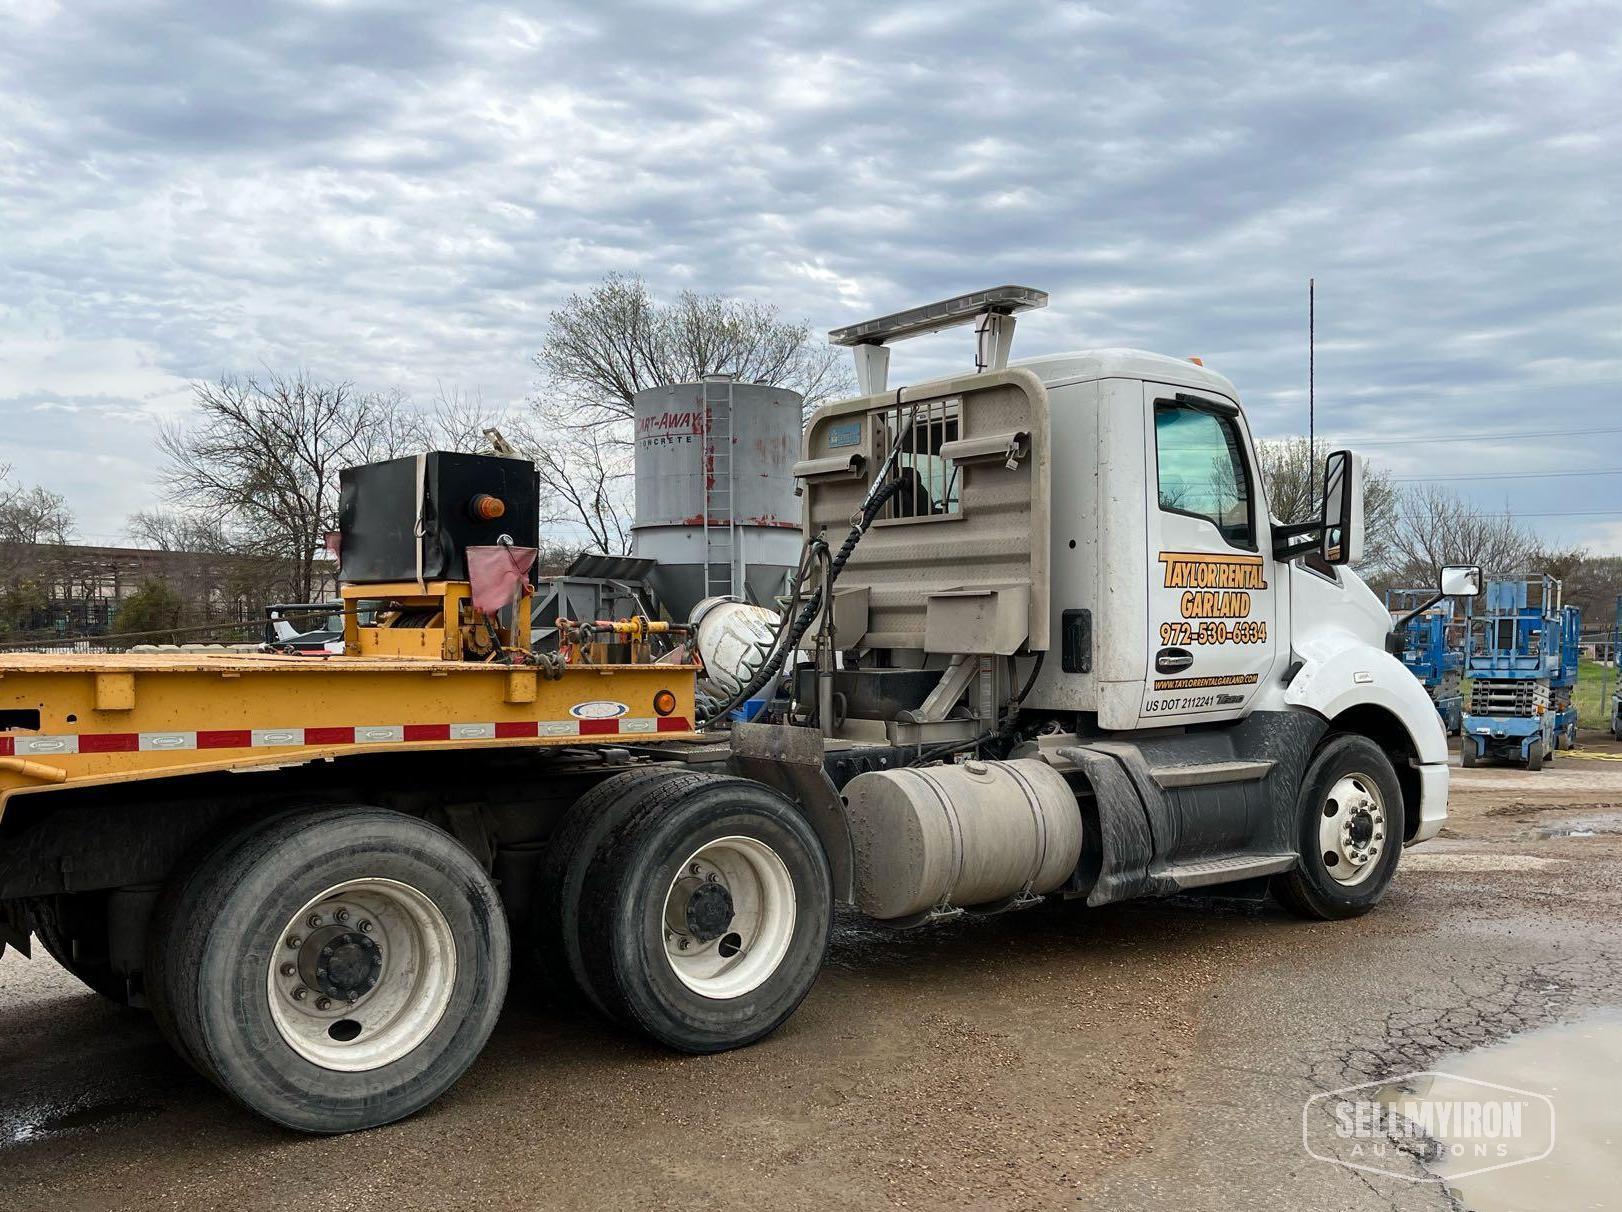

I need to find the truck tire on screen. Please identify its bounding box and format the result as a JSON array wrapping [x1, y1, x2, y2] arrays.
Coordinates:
[[1525, 740, 1545, 772], [144, 806, 509, 1134], [530, 764, 698, 1012], [1460, 737, 1477, 768], [1272, 734, 1404, 921], [27, 893, 129, 1005], [572, 774, 831, 1053]]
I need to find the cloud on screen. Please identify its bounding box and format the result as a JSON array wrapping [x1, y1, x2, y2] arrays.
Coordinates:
[[0, 0, 1618, 549]]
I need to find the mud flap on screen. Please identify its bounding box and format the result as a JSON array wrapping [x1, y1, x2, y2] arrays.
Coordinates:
[[0, 899, 31, 960], [729, 722, 855, 904]]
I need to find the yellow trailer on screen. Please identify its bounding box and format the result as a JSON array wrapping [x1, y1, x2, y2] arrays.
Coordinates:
[[0, 650, 697, 812], [0, 454, 840, 1136]]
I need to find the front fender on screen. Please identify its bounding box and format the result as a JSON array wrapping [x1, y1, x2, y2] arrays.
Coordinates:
[[1284, 636, 1449, 766]]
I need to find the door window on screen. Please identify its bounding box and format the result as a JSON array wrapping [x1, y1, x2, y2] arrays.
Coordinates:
[[1154, 401, 1254, 548]]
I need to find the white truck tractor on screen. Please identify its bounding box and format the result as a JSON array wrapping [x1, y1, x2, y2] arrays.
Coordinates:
[[0, 286, 1480, 1133]]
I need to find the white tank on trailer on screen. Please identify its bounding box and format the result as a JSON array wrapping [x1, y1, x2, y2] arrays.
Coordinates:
[[630, 377, 803, 621]]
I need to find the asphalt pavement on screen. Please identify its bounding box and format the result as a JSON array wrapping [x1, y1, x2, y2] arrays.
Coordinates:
[[3, 740, 1620, 1211]]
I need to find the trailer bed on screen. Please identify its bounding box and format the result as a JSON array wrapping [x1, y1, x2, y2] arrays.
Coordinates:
[[0, 651, 698, 811]]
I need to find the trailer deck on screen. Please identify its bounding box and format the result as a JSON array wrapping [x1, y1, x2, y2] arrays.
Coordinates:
[[0, 651, 698, 812]]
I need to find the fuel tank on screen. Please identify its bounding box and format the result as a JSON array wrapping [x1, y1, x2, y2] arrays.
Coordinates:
[[842, 758, 1082, 920]]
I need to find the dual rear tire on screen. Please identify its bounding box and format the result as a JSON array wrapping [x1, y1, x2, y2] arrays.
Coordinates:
[[535, 770, 832, 1053], [145, 774, 831, 1132], [146, 808, 509, 1134]]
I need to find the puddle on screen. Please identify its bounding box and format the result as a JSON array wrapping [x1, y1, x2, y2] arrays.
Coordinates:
[[3, 1096, 160, 1145], [1380, 1012, 1622, 1211], [1535, 812, 1622, 839]]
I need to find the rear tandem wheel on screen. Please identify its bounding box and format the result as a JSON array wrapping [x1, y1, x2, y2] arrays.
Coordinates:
[[536, 770, 833, 1053], [145, 806, 509, 1133]]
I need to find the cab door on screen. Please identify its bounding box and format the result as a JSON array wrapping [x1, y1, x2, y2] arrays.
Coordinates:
[[1139, 386, 1277, 726]]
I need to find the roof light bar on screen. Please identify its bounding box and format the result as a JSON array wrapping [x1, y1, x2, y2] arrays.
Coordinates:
[[828, 285, 1048, 347]]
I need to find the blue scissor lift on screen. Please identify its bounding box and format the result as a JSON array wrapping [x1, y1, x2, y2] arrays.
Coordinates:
[[1611, 594, 1621, 742], [1385, 588, 1465, 735], [1462, 575, 1581, 770]]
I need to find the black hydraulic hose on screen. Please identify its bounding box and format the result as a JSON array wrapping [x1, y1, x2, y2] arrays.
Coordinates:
[[1013, 648, 1046, 705], [702, 478, 905, 723]]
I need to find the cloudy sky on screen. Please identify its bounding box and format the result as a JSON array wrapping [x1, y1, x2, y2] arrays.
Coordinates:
[[2, 0, 1619, 549]]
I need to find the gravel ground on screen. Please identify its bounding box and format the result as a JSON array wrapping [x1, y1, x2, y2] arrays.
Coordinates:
[[2, 737, 1620, 1211]]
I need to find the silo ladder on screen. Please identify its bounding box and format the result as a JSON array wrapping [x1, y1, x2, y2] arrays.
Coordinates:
[[701, 378, 736, 600]]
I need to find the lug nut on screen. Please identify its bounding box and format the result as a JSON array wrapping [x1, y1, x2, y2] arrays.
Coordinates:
[[292, 987, 309, 1001], [335, 909, 349, 923], [286, 935, 302, 949], [690, 863, 702, 875], [280, 963, 297, 977], [677, 937, 690, 950], [315, 997, 332, 1011], [358, 920, 373, 934], [308, 914, 323, 928]]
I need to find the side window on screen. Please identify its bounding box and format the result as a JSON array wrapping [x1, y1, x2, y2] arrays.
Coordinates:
[[1154, 401, 1254, 548], [876, 398, 962, 520]]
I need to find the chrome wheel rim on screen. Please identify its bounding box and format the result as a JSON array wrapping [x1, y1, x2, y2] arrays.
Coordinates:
[[1318, 773, 1389, 886], [662, 835, 796, 1000], [267, 878, 456, 1071]]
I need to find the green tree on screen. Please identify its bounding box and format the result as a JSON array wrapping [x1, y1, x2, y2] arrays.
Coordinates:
[[116, 579, 185, 644]]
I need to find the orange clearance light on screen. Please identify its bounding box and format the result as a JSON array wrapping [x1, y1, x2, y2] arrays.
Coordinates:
[[470, 493, 506, 521], [1187, 356, 1204, 366], [653, 689, 678, 717]]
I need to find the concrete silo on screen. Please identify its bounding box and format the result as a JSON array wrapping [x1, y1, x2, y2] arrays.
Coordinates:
[[630, 377, 803, 622]]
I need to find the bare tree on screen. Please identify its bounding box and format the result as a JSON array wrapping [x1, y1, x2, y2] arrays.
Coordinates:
[[535, 273, 852, 429], [1384, 483, 1547, 585], [1563, 554, 1622, 634], [0, 465, 75, 639], [528, 275, 849, 551], [158, 372, 415, 602], [0, 464, 74, 546], [126, 509, 233, 553], [509, 404, 634, 555]]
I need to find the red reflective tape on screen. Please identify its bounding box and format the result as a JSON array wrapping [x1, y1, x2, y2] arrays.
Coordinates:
[[80, 733, 139, 753], [197, 730, 253, 750], [0, 737, 13, 756], [305, 727, 355, 745], [578, 718, 619, 736], [403, 723, 451, 742], [656, 716, 692, 733], [494, 721, 537, 739]]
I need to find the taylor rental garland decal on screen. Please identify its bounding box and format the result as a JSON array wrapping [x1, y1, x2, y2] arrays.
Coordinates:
[[1158, 551, 1268, 622]]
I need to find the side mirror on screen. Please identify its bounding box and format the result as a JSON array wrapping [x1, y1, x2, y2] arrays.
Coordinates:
[[1439, 565, 1482, 598], [1320, 450, 1365, 566]]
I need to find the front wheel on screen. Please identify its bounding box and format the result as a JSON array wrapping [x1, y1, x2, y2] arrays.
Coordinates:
[[146, 807, 509, 1133], [571, 774, 831, 1053], [1526, 740, 1546, 772], [1273, 734, 1404, 921]]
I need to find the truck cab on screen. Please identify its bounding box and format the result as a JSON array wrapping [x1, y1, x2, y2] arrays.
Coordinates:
[[796, 287, 1460, 920]]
